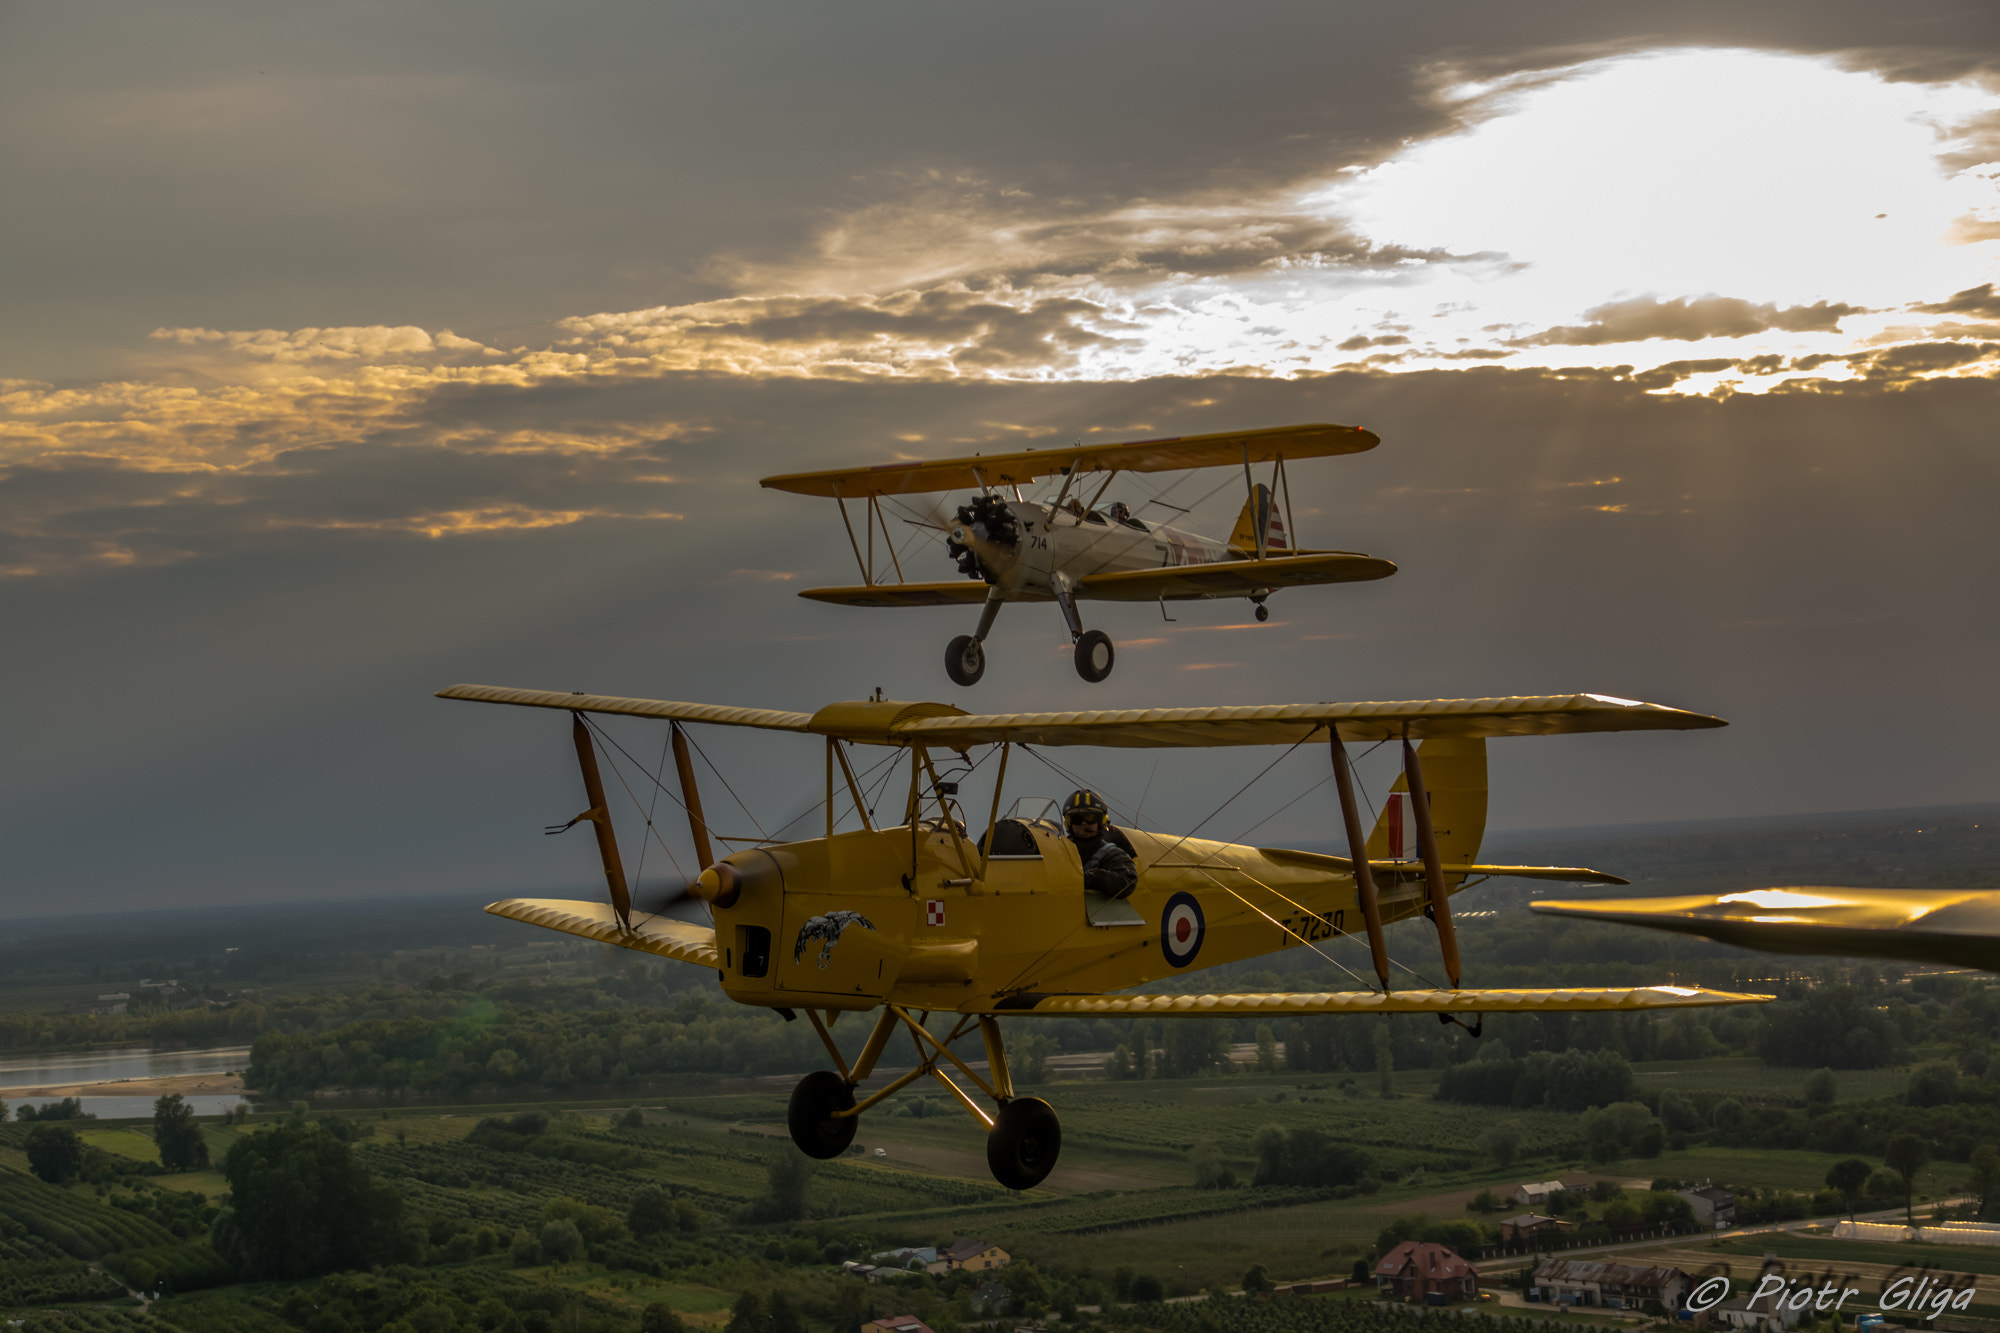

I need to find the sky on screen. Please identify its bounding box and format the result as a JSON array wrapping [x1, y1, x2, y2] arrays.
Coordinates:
[[4, 1, 1999, 915]]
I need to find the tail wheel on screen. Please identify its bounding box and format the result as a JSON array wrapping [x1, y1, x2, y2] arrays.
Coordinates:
[[786, 1070, 858, 1159], [1073, 630, 1114, 683], [945, 634, 986, 687], [987, 1097, 1061, 1190]]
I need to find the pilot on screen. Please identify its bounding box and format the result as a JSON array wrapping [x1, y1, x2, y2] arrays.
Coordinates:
[[1108, 501, 1132, 524], [1063, 790, 1137, 899]]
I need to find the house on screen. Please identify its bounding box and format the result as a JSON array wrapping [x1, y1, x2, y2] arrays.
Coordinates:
[[1679, 1185, 1737, 1229], [1530, 1259, 1689, 1313], [1511, 1180, 1569, 1207], [942, 1239, 1009, 1272], [1375, 1241, 1479, 1303], [1498, 1214, 1571, 1245], [861, 1319, 936, 1333]]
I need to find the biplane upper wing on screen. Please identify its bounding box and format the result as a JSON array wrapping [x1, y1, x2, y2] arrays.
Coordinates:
[[1076, 551, 1396, 602], [966, 985, 1767, 1016], [437, 684, 815, 732], [486, 899, 722, 969], [891, 693, 1725, 749], [1531, 888, 2000, 972], [797, 581, 1009, 608], [760, 422, 1377, 499], [439, 686, 1722, 748]]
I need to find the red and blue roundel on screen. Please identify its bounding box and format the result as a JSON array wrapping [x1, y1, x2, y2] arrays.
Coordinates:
[[1160, 892, 1205, 968]]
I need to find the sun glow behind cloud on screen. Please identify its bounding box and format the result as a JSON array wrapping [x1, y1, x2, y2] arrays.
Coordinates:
[[4, 45, 1999, 578]]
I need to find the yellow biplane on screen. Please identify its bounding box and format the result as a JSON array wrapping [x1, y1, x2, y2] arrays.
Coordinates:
[[1532, 887, 2000, 971], [760, 423, 1396, 685], [439, 684, 1771, 1190]]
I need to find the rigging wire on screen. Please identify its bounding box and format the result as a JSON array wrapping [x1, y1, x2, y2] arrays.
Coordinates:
[[577, 716, 690, 889], [626, 725, 674, 895]]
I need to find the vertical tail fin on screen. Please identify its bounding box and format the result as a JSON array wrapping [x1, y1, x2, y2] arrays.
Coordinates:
[[1365, 738, 1488, 866], [1228, 483, 1290, 557]]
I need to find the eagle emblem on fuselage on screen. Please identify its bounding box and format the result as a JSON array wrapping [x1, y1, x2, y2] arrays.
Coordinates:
[[794, 910, 876, 968]]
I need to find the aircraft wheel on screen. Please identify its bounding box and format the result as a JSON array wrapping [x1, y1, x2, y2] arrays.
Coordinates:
[[1073, 630, 1114, 683], [786, 1070, 858, 1159], [987, 1097, 1062, 1190], [1254, 602, 1270, 622], [945, 635, 986, 687]]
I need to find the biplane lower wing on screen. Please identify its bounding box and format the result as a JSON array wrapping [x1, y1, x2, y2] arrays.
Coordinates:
[[1260, 846, 1629, 886], [798, 581, 1014, 608], [1532, 888, 2000, 972], [970, 985, 1767, 1016], [486, 898, 722, 969], [1077, 551, 1396, 602]]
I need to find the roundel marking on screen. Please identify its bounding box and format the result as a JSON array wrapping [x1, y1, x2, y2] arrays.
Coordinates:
[[1160, 891, 1205, 968]]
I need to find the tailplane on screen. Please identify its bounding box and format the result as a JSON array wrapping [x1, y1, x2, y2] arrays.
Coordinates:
[[1365, 738, 1488, 866], [1227, 483, 1290, 556]]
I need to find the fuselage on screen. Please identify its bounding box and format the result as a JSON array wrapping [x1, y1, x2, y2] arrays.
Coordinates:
[[703, 815, 1472, 1014], [954, 499, 1237, 598]]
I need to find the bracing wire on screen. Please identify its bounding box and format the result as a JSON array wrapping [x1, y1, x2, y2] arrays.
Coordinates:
[[681, 728, 770, 844], [578, 716, 690, 889]]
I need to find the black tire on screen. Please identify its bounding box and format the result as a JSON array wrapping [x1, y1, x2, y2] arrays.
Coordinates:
[[987, 1097, 1062, 1190], [787, 1070, 858, 1159], [1254, 602, 1270, 622], [945, 634, 986, 686], [1073, 630, 1114, 683]]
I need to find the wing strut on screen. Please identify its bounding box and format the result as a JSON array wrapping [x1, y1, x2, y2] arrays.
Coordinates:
[[1329, 732, 1389, 991], [1404, 737, 1461, 988], [562, 712, 632, 930], [669, 723, 715, 872]]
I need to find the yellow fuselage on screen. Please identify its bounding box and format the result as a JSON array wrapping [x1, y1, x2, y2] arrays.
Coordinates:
[[707, 820, 1464, 1013]]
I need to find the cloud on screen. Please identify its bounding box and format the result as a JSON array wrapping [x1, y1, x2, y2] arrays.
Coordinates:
[[1521, 295, 1864, 347], [149, 325, 501, 364], [1912, 283, 2000, 318]]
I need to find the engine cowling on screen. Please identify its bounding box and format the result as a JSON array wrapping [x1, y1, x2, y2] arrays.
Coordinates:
[[944, 494, 1020, 583]]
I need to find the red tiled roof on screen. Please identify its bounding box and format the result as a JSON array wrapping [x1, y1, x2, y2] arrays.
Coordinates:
[[1375, 1241, 1477, 1281]]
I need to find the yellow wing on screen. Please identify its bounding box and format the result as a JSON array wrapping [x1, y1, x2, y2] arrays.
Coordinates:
[[440, 686, 1722, 749], [1259, 847, 1629, 886], [892, 693, 1725, 749], [967, 985, 1767, 1016], [760, 422, 1377, 498], [797, 581, 1006, 608], [1077, 552, 1396, 602], [486, 899, 722, 969], [1531, 888, 2000, 972], [438, 684, 815, 732]]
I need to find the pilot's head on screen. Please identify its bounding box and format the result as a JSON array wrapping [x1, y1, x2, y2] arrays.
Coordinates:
[[1062, 789, 1111, 838]]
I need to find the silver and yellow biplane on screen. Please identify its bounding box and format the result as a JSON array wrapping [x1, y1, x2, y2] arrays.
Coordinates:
[[760, 423, 1396, 685], [440, 683, 1770, 1190]]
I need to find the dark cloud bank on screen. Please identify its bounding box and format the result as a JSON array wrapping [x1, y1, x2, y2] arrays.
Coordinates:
[[5, 365, 1999, 913]]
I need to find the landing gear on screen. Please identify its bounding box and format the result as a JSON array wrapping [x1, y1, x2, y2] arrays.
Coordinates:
[[1254, 601, 1270, 622], [987, 1097, 1062, 1191], [786, 1070, 858, 1158], [943, 589, 1007, 688], [945, 635, 985, 686], [1053, 577, 1115, 684], [794, 1006, 1063, 1189], [1073, 630, 1115, 683]]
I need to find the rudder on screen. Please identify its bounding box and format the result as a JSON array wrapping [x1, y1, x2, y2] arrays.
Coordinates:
[[1227, 483, 1290, 556], [1365, 738, 1488, 866]]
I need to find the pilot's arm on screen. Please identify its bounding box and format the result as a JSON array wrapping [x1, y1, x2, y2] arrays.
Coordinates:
[[1082, 841, 1137, 899]]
